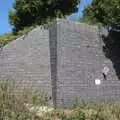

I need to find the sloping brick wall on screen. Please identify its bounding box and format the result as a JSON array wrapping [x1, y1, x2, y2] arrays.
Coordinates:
[[0, 27, 52, 97]]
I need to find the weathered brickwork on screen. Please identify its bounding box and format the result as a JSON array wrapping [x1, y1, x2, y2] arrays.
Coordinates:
[[0, 27, 52, 97], [0, 19, 120, 108], [53, 20, 120, 108]]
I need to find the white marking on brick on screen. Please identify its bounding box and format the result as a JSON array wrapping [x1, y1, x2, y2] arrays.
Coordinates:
[[95, 79, 101, 85]]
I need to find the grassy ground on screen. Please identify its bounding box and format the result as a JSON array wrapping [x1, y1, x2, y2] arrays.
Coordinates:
[[0, 80, 120, 120], [0, 70, 119, 119], [48, 102, 120, 120]]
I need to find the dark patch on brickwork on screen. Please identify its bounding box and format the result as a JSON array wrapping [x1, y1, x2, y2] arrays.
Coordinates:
[[102, 30, 120, 80], [49, 21, 58, 106]]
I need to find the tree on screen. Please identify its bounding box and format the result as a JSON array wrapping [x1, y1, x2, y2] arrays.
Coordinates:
[[9, 0, 80, 32], [82, 0, 120, 31]]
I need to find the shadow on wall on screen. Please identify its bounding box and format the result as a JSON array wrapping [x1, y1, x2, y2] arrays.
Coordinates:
[[102, 30, 120, 80]]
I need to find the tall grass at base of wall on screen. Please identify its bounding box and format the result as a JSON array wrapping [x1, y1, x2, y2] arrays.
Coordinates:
[[72, 99, 120, 120], [0, 79, 48, 120], [0, 79, 120, 120]]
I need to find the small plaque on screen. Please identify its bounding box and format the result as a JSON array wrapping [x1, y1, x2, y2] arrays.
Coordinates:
[[95, 79, 101, 85]]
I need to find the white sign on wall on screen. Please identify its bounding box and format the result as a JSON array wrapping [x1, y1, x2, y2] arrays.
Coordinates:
[[95, 79, 101, 85]]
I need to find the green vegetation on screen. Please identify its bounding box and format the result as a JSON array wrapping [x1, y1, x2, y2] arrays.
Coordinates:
[[0, 26, 35, 48], [81, 0, 120, 31], [55, 100, 120, 120], [0, 0, 80, 48], [0, 79, 47, 120], [9, 0, 80, 32]]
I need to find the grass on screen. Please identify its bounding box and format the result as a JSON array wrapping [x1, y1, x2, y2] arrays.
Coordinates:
[[0, 26, 36, 49], [0, 79, 49, 120], [0, 22, 51, 49]]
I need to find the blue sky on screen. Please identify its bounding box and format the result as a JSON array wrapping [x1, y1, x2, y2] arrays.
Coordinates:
[[68, 0, 92, 20], [0, 0, 92, 35], [0, 0, 15, 35]]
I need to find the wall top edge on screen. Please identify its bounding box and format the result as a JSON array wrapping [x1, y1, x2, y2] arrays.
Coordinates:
[[54, 18, 98, 29]]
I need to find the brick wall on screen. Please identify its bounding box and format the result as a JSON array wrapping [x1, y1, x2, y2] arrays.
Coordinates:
[[0, 27, 52, 97], [52, 19, 120, 108]]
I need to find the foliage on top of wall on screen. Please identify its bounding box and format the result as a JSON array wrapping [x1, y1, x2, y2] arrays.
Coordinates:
[[81, 0, 120, 31], [0, 21, 54, 49], [0, 26, 35, 49], [9, 0, 80, 32]]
